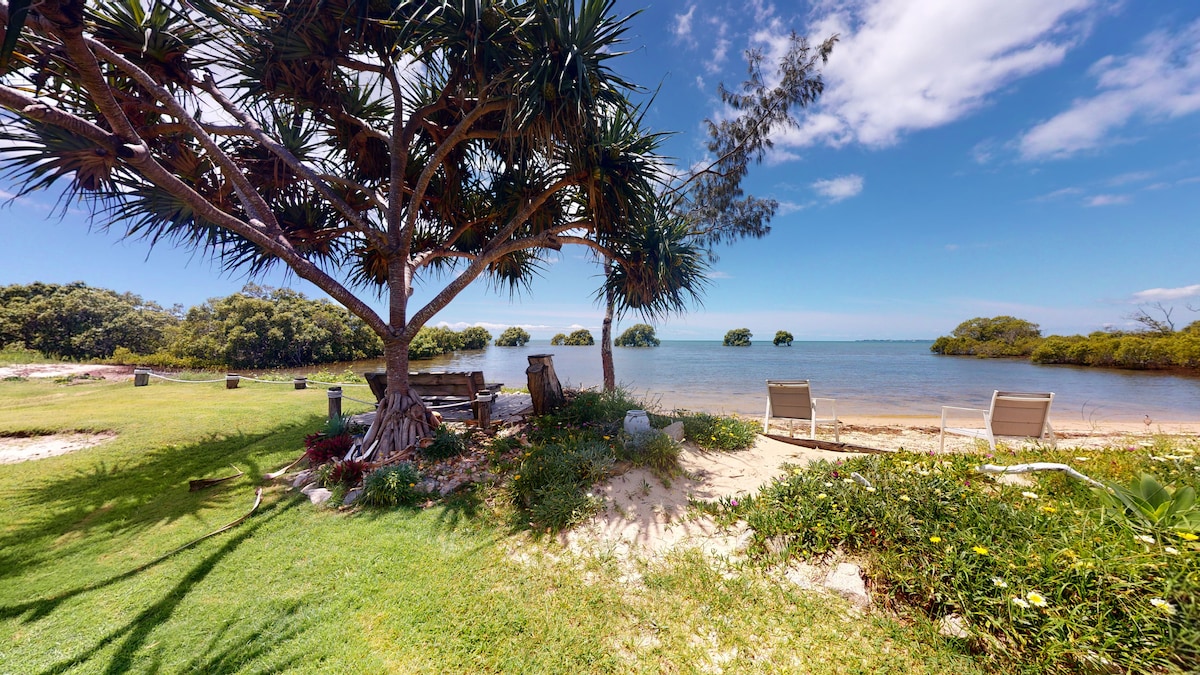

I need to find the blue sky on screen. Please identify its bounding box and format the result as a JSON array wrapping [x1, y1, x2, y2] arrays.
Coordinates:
[[2, 0, 1199, 341]]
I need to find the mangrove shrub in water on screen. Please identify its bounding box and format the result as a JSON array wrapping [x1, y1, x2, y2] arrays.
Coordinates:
[[615, 324, 660, 347]]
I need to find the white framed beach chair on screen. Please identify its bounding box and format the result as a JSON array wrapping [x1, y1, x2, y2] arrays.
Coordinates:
[[940, 391, 1055, 452], [763, 380, 839, 441]]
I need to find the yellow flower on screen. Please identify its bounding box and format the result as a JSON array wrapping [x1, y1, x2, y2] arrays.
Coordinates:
[[1178, 532, 1199, 541], [1026, 591, 1048, 608], [514, 474, 521, 480], [603, 435, 611, 440], [899, 495, 911, 502], [1039, 504, 1058, 513], [973, 546, 989, 555], [816, 493, 828, 500], [929, 536, 942, 543]]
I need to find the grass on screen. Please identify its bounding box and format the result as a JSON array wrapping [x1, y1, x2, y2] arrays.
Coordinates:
[[0, 376, 981, 673], [0, 344, 58, 366]]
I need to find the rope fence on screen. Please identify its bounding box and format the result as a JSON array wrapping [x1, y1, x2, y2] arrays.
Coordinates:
[[131, 368, 495, 420]]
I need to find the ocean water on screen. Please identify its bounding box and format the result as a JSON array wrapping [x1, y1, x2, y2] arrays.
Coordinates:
[[324, 340, 1200, 423]]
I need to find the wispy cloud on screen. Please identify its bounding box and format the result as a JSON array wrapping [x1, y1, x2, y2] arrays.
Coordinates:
[[707, 270, 733, 279], [1130, 284, 1200, 303], [1034, 186, 1085, 201], [811, 174, 864, 202], [673, 5, 697, 47], [768, 0, 1097, 150], [1106, 170, 1154, 186], [1084, 193, 1130, 207], [1019, 19, 1200, 159], [776, 200, 814, 215]]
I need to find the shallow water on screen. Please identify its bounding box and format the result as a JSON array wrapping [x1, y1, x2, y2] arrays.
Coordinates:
[[290, 341, 1200, 423]]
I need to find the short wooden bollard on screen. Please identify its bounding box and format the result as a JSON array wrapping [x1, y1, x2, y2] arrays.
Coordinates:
[[226, 374, 240, 389], [526, 353, 564, 415], [475, 391, 493, 428], [327, 387, 342, 420], [133, 368, 150, 387], [293, 377, 307, 390]]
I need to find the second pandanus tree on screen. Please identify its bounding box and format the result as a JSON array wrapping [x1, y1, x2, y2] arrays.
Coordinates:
[[0, 0, 707, 460]]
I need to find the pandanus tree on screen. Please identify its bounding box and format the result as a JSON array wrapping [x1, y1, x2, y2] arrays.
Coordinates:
[[0, 0, 706, 460]]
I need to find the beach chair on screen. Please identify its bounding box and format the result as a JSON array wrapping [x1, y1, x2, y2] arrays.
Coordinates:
[[763, 380, 839, 441], [940, 391, 1055, 452]]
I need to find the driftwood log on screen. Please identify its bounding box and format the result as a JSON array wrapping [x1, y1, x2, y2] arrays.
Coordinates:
[[977, 462, 1106, 489], [763, 433, 894, 455], [526, 354, 564, 415]]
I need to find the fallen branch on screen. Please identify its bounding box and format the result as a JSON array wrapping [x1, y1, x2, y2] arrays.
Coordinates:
[[188, 464, 244, 491], [264, 453, 306, 480], [763, 433, 894, 455], [163, 488, 264, 557], [977, 463, 1107, 489]]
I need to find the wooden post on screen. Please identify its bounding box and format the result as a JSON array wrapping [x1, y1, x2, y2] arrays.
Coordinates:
[[226, 374, 240, 389], [327, 387, 343, 420], [526, 354, 564, 415], [475, 391, 493, 428], [133, 368, 150, 387], [293, 377, 307, 390]]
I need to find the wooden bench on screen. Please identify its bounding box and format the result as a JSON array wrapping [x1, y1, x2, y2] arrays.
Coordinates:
[[364, 371, 501, 423]]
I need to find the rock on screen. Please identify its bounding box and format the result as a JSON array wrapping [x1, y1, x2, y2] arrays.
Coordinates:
[[343, 488, 362, 506], [439, 477, 466, 496], [938, 613, 970, 639], [291, 470, 313, 488], [763, 535, 792, 556], [823, 562, 870, 610], [663, 421, 685, 443], [300, 483, 333, 505], [418, 479, 438, 494]]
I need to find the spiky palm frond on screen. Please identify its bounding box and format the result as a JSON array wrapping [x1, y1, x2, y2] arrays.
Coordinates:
[[602, 209, 709, 321]]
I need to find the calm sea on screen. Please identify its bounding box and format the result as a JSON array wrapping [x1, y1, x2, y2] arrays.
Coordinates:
[[314, 341, 1200, 423]]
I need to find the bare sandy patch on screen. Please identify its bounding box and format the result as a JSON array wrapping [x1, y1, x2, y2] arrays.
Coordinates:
[[0, 363, 134, 381], [0, 432, 117, 464]]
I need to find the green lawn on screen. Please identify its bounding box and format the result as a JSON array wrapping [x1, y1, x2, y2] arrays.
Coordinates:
[[0, 377, 978, 674]]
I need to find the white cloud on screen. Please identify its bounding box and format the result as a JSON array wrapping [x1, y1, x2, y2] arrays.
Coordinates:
[[776, 200, 814, 215], [1107, 170, 1153, 186], [706, 37, 731, 74], [811, 174, 864, 202], [707, 270, 733, 279], [1020, 19, 1200, 159], [1034, 186, 1084, 201], [1131, 285, 1200, 303], [1084, 193, 1130, 207], [673, 5, 697, 47], [771, 0, 1096, 150]]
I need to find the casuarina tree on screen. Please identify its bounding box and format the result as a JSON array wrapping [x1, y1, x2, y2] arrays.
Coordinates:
[[595, 32, 836, 389], [0, 0, 708, 460]]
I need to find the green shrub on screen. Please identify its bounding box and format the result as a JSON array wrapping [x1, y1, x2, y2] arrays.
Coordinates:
[[679, 412, 758, 451], [421, 425, 468, 460], [512, 438, 613, 530], [495, 326, 530, 346], [773, 330, 794, 346], [614, 323, 659, 347], [729, 451, 1199, 672], [563, 329, 594, 346], [554, 388, 646, 428], [360, 464, 425, 507], [723, 328, 752, 346], [550, 333, 566, 346], [619, 431, 681, 474], [458, 326, 491, 350]]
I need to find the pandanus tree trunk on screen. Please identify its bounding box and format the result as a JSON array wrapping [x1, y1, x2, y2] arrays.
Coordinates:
[[356, 338, 438, 462], [601, 257, 616, 391]]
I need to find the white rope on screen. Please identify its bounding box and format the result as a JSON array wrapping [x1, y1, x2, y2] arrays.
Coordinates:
[[340, 394, 380, 407], [307, 380, 369, 387], [239, 376, 295, 384], [146, 372, 226, 384]]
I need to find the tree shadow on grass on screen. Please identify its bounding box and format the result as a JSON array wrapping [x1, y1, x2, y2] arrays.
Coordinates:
[[0, 414, 325, 584], [18, 499, 305, 675]]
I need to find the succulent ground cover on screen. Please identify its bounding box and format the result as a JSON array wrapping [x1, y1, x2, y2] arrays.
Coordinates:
[[714, 442, 1199, 672]]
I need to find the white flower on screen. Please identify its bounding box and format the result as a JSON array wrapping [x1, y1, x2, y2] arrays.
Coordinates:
[[991, 577, 1008, 588], [1025, 591, 1048, 608], [1074, 457, 1090, 462], [1150, 598, 1176, 615], [824, 482, 833, 487], [1011, 597, 1029, 608], [1165, 546, 1180, 555], [1021, 491, 1039, 500], [842, 478, 854, 484], [1135, 534, 1156, 545], [898, 495, 911, 502], [865, 486, 877, 493]]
